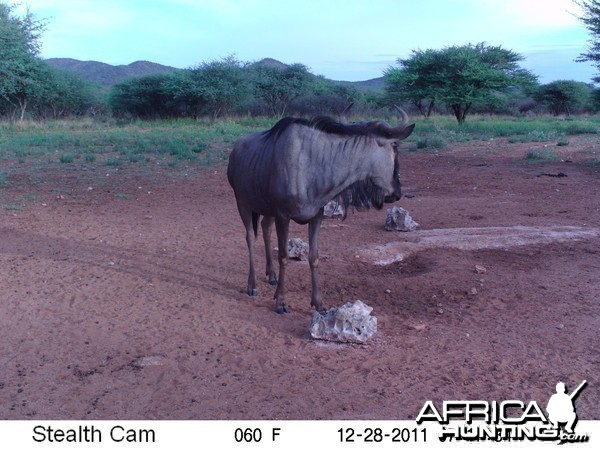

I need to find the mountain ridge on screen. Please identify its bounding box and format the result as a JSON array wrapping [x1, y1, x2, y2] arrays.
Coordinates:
[[46, 57, 385, 91], [45, 58, 180, 88]]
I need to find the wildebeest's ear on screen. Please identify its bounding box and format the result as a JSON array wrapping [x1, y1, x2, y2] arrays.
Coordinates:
[[396, 123, 415, 141]]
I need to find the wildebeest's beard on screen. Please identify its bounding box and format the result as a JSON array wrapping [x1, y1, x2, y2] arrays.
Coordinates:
[[337, 177, 386, 219]]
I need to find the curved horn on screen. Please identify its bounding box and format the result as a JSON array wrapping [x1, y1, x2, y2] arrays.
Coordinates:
[[376, 105, 413, 138], [394, 105, 409, 128], [339, 102, 354, 124]]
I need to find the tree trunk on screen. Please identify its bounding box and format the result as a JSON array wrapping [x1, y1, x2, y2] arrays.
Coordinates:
[[427, 100, 435, 117], [451, 102, 472, 124], [18, 97, 28, 122], [414, 100, 426, 117]]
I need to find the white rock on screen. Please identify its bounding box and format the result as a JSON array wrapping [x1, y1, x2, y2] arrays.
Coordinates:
[[132, 356, 165, 368], [385, 206, 419, 232], [310, 300, 377, 344], [475, 264, 487, 274]]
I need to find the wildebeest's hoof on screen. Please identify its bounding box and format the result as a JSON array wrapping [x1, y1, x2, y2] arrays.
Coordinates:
[[311, 301, 326, 313], [247, 289, 258, 296], [274, 305, 289, 314], [269, 279, 279, 286]]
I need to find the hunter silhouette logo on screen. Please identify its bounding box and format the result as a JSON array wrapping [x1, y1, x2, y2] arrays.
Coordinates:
[[546, 380, 587, 435], [416, 380, 590, 443]]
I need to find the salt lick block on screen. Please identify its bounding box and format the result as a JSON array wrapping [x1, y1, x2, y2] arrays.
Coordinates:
[[310, 300, 377, 344]]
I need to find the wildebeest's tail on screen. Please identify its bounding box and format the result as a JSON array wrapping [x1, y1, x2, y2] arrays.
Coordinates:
[[252, 212, 259, 238]]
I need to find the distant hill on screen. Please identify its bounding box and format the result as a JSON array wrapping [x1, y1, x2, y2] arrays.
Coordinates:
[[251, 58, 289, 70], [45, 57, 385, 91], [251, 58, 386, 91], [45, 58, 179, 88], [334, 77, 386, 92]]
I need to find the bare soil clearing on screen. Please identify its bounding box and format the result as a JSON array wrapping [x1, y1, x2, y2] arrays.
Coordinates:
[[1, 136, 599, 420]]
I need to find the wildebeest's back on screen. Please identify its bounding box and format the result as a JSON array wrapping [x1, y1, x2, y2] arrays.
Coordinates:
[[230, 122, 343, 221]]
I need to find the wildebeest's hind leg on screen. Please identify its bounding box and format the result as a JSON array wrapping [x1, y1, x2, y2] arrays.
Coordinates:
[[261, 216, 278, 286], [273, 216, 290, 314], [308, 209, 326, 312]]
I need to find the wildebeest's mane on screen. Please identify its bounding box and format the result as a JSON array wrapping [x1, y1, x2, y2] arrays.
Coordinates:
[[262, 115, 390, 141]]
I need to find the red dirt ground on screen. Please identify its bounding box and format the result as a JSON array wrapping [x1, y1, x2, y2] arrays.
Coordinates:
[[1, 136, 599, 420]]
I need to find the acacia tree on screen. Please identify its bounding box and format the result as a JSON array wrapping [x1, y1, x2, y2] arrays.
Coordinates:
[[0, 3, 46, 120], [534, 80, 593, 115], [576, 0, 600, 80], [109, 73, 177, 119], [40, 67, 97, 118], [163, 56, 249, 119], [384, 49, 439, 117], [251, 63, 315, 117], [386, 43, 537, 123]]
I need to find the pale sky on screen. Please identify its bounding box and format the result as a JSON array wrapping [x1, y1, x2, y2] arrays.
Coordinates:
[[8, 0, 599, 83]]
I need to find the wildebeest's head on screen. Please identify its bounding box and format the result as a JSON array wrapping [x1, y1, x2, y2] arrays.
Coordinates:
[[338, 106, 414, 214]]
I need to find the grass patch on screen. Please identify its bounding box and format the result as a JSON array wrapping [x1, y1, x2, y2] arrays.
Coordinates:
[[105, 158, 123, 167], [0, 170, 9, 186], [0, 115, 597, 174], [525, 150, 557, 162], [412, 136, 447, 151], [583, 157, 600, 166], [0, 118, 271, 167], [405, 114, 599, 147], [59, 154, 75, 163]]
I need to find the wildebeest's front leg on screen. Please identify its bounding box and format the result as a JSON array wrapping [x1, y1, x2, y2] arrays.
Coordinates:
[[308, 209, 326, 312], [273, 216, 290, 314], [260, 216, 278, 286], [238, 205, 258, 296]]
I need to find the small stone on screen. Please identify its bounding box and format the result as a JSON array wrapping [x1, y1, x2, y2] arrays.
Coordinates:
[[556, 323, 565, 330], [470, 287, 478, 295], [132, 356, 165, 368], [437, 308, 444, 314], [385, 289, 391, 294], [384, 206, 419, 232], [411, 324, 427, 331], [475, 264, 487, 274], [287, 237, 309, 260]]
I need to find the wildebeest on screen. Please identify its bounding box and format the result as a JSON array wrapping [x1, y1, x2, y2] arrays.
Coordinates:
[[227, 107, 414, 314]]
